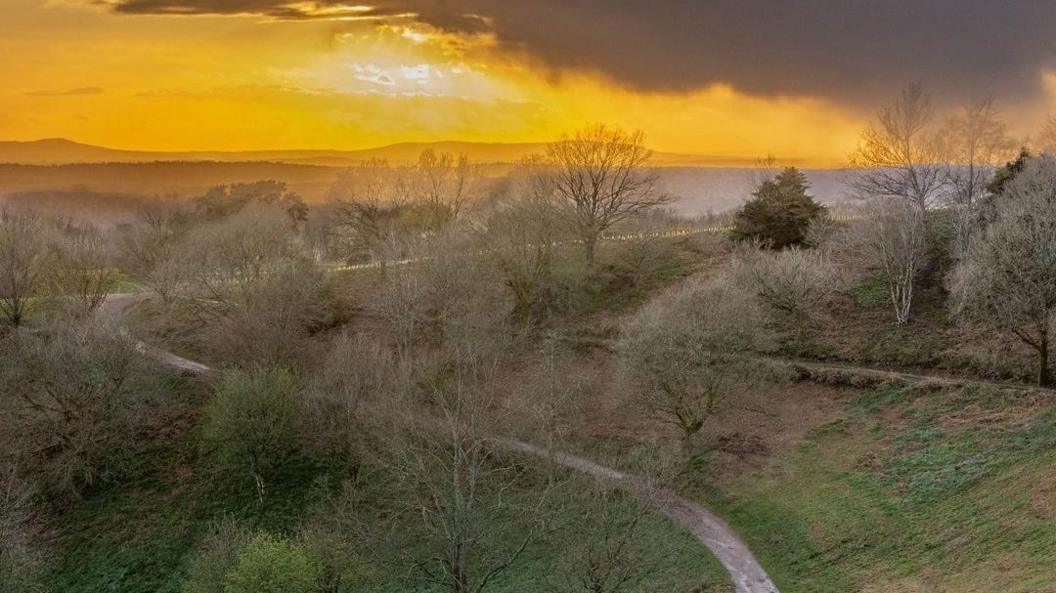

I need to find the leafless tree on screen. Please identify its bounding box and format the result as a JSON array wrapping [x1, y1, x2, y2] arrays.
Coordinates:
[[0, 320, 145, 494], [44, 222, 119, 317], [536, 125, 668, 265], [851, 83, 947, 214], [327, 159, 413, 263], [364, 237, 536, 593], [475, 171, 564, 322], [391, 335, 533, 593], [416, 149, 476, 230], [369, 240, 510, 366], [0, 209, 47, 327], [551, 488, 651, 593], [950, 155, 1056, 385], [840, 197, 928, 325], [135, 204, 331, 366], [176, 205, 303, 310], [618, 277, 773, 449], [304, 332, 398, 465], [118, 203, 189, 303], [398, 376, 538, 593], [935, 98, 1015, 255]]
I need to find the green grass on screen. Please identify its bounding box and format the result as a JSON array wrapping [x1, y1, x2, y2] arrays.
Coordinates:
[[849, 276, 889, 309], [691, 384, 1056, 592], [45, 417, 730, 593], [46, 436, 344, 593]]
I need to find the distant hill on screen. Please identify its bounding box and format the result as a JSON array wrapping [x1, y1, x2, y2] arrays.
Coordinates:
[[0, 138, 837, 168]]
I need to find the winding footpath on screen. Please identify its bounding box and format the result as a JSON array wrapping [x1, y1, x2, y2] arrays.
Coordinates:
[[97, 292, 780, 593]]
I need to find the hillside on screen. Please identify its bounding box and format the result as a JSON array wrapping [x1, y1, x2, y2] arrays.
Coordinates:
[[0, 138, 841, 168]]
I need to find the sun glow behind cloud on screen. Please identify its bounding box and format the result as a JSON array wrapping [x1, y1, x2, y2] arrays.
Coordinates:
[[1, 0, 861, 163]]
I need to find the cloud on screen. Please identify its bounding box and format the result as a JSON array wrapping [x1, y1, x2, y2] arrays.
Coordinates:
[[99, 1, 1056, 104], [28, 86, 105, 97]]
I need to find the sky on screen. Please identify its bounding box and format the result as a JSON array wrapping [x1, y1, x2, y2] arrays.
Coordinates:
[[3, 1, 1056, 163]]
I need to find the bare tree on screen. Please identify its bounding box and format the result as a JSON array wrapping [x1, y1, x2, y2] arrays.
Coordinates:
[[936, 98, 1015, 255], [118, 203, 189, 303], [536, 125, 667, 266], [0, 209, 47, 327], [416, 149, 475, 231], [618, 277, 774, 449], [950, 155, 1056, 385], [400, 378, 537, 593], [0, 320, 145, 494], [841, 198, 928, 325], [327, 159, 412, 263], [851, 83, 947, 214], [551, 488, 651, 593], [365, 239, 536, 593], [476, 171, 564, 322], [172, 205, 307, 320], [44, 222, 119, 317], [304, 332, 397, 465]]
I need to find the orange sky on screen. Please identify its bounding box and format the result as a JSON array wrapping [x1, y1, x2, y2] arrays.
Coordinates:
[[0, 1, 942, 164]]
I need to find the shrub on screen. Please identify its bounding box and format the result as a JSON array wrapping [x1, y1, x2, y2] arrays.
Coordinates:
[[223, 533, 320, 593], [182, 518, 252, 593], [729, 244, 841, 322], [200, 367, 301, 502], [206, 264, 334, 367], [732, 167, 827, 248]]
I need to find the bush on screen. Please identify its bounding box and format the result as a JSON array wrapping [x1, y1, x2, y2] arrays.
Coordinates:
[[206, 264, 335, 367], [223, 533, 320, 593], [731, 167, 827, 248], [183, 524, 322, 593], [182, 518, 252, 593], [201, 368, 302, 502], [729, 244, 841, 322], [618, 276, 776, 448]]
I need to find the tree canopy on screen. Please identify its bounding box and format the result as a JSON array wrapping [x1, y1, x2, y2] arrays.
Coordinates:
[[732, 167, 827, 249]]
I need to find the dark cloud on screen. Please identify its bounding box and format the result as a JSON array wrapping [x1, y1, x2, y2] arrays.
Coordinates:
[[27, 86, 105, 97], [103, 1, 1056, 104]]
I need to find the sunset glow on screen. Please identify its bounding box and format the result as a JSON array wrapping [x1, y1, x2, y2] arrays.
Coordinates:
[[1, 0, 864, 163]]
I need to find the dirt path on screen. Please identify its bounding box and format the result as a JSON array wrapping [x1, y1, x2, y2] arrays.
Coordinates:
[[101, 293, 780, 593], [495, 438, 779, 593], [776, 355, 1056, 395]]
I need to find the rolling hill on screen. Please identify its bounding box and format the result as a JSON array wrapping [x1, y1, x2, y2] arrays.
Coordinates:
[[0, 138, 840, 168]]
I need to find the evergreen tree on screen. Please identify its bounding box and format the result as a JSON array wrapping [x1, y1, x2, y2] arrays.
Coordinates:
[[732, 167, 827, 249]]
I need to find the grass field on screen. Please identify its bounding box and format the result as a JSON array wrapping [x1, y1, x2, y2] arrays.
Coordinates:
[[44, 408, 732, 593], [687, 383, 1056, 592]]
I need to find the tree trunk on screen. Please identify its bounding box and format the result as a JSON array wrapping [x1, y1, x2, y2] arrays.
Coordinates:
[[1039, 331, 1051, 387], [584, 233, 598, 267]]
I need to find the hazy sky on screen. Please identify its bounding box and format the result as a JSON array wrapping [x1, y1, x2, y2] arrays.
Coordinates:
[[3, 1, 1055, 161]]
